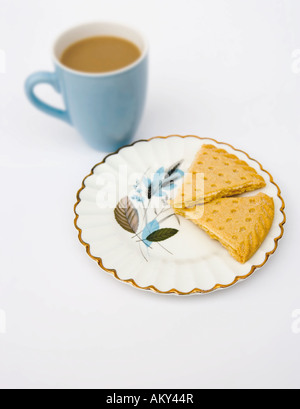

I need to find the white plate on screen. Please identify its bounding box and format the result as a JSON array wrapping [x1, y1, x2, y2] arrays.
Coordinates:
[[74, 135, 286, 295]]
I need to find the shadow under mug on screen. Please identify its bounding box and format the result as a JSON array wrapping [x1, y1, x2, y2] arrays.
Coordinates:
[[25, 22, 148, 151]]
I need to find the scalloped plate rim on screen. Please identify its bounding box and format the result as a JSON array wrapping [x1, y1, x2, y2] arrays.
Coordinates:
[[74, 135, 286, 296]]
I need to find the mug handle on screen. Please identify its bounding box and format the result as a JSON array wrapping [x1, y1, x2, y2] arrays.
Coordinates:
[[25, 71, 71, 124]]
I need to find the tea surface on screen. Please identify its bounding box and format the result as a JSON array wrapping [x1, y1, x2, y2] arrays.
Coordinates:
[[60, 36, 141, 73]]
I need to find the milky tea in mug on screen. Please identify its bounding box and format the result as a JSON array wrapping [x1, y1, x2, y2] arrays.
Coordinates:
[[60, 36, 142, 73]]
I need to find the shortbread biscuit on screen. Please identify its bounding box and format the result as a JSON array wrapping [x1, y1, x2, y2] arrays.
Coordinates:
[[177, 193, 274, 263], [173, 144, 266, 209]]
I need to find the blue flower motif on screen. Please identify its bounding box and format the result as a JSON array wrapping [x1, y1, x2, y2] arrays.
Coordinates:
[[161, 169, 184, 191], [143, 167, 184, 198], [142, 220, 159, 247], [131, 194, 144, 203]]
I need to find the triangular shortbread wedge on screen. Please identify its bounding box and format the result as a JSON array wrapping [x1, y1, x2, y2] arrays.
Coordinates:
[[177, 193, 274, 263], [173, 144, 266, 209]]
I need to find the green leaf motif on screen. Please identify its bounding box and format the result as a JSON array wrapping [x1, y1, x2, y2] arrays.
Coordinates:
[[114, 197, 139, 234], [146, 228, 178, 243]]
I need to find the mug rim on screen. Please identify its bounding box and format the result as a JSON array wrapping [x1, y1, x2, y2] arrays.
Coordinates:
[[52, 21, 149, 77]]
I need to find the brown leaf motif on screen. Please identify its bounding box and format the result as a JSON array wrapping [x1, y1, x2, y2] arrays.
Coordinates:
[[114, 197, 139, 234]]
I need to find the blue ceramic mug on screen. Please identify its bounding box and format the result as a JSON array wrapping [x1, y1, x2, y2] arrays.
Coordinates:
[[25, 22, 148, 151]]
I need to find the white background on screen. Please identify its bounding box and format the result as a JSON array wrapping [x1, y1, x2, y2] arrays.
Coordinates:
[[0, 0, 299, 389]]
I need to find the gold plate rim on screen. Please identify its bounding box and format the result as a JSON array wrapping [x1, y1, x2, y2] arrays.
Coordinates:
[[74, 135, 286, 295]]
